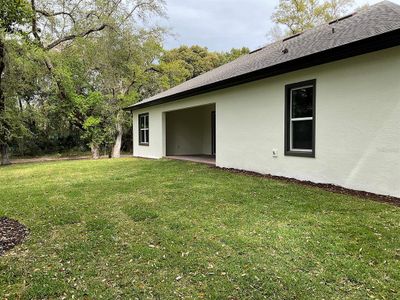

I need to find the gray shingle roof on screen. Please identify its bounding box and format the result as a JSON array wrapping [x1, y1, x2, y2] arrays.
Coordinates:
[[129, 1, 400, 110]]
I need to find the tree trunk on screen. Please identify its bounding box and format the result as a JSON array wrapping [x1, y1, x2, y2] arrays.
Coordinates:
[[44, 56, 69, 102], [91, 145, 100, 159], [112, 122, 123, 158], [0, 39, 5, 108], [0, 37, 10, 166], [1, 144, 11, 165]]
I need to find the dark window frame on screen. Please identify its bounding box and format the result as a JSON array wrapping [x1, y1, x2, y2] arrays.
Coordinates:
[[138, 113, 149, 146], [284, 79, 316, 158]]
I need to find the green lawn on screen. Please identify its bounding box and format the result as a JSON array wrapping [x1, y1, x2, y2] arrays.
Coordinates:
[[0, 158, 399, 299]]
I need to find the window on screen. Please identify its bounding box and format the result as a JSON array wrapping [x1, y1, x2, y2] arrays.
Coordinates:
[[139, 113, 149, 146], [285, 80, 316, 157]]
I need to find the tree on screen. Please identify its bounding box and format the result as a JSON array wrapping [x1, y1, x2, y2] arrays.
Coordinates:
[[29, 0, 164, 103], [271, 0, 354, 36], [0, 38, 50, 158], [0, 0, 32, 165], [77, 92, 115, 159], [221, 47, 250, 64], [27, 0, 166, 158], [0, 1, 250, 161], [162, 45, 223, 79], [62, 27, 165, 158], [86, 29, 165, 158], [156, 46, 250, 91], [160, 46, 249, 80]]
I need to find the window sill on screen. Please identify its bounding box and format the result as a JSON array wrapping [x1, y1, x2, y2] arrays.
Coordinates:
[[139, 143, 150, 147], [285, 150, 315, 158]]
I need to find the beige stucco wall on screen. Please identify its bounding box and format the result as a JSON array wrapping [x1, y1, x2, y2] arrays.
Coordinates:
[[166, 104, 214, 156], [133, 46, 400, 197]]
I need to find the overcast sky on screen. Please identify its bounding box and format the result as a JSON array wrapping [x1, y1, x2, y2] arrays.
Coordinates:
[[159, 0, 400, 51]]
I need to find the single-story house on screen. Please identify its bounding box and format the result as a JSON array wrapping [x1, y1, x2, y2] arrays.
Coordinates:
[[125, 1, 400, 198]]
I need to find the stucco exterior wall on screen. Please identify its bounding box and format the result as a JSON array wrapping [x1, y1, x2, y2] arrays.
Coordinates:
[[132, 46, 400, 197]]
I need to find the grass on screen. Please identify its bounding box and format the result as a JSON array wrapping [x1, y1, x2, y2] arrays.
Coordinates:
[[0, 158, 399, 299], [10, 150, 132, 160], [10, 150, 92, 159]]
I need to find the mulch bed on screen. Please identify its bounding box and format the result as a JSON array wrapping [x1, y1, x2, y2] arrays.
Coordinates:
[[216, 167, 400, 207], [0, 217, 29, 256]]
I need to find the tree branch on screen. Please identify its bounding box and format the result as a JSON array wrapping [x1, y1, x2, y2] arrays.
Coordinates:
[[121, 1, 156, 24], [145, 67, 161, 73], [30, 0, 42, 45], [36, 10, 76, 24], [44, 24, 108, 50], [125, 74, 137, 96]]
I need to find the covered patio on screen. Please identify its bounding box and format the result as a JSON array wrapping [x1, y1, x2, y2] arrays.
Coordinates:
[[165, 103, 216, 165]]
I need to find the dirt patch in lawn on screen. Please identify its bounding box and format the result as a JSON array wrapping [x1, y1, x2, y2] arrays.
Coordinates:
[[217, 167, 400, 207], [0, 217, 29, 256]]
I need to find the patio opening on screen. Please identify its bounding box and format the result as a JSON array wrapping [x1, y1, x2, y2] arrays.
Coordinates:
[[165, 104, 216, 165]]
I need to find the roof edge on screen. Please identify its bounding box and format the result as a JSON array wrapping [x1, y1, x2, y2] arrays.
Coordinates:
[[125, 28, 400, 111]]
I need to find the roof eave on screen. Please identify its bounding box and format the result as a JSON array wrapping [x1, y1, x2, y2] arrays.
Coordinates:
[[124, 28, 400, 112]]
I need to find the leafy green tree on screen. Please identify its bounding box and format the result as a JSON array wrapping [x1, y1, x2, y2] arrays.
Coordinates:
[[221, 47, 250, 64], [0, 0, 32, 164], [271, 0, 354, 36], [76, 92, 115, 159], [0, 0, 249, 161], [161, 45, 223, 79], [86, 29, 165, 157], [58, 27, 165, 158], [1, 39, 50, 157], [28, 0, 164, 105], [156, 46, 249, 91], [0, 0, 31, 32], [26, 0, 166, 158]]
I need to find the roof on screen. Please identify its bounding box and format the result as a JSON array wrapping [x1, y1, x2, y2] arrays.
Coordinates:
[[126, 1, 400, 111]]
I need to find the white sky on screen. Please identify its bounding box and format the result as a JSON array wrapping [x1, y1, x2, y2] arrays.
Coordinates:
[[159, 0, 400, 51]]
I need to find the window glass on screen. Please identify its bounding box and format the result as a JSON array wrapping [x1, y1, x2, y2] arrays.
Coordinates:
[[292, 87, 313, 118], [139, 115, 146, 129], [285, 80, 315, 156], [139, 114, 149, 145], [292, 120, 313, 150], [140, 130, 144, 144]]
